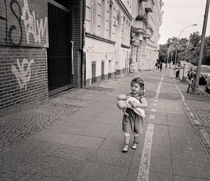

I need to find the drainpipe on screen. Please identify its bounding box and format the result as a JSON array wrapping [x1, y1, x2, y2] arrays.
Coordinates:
[[81, 0, 86, 88]]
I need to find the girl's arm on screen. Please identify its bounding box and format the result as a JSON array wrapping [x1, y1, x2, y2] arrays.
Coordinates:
[[132, 97, 148, 108], [117, 94, 130, 100]]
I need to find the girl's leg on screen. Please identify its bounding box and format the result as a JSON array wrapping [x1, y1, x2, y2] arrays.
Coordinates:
[[122, 132, 130, 152], [124, 132, 130, 145], [132, 117, 143, 150], [132, 133, 139, 150]]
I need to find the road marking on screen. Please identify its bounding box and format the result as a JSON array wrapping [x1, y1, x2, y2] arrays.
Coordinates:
[[153, 103, 157, 106], [149, 114, 156, 119], [137, 123, 154, 181], [155, 75, 164, 99], [151, 109, 156, 112], [175, 84, 185, 101], [136, 75, 164, 181]]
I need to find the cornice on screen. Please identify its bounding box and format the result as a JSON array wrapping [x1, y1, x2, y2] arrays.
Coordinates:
[[85, 33, 115, 45], [115, 0, 132, 21]]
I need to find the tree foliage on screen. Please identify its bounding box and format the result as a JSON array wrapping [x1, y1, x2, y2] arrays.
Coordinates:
[[158, 32, 210, 66]]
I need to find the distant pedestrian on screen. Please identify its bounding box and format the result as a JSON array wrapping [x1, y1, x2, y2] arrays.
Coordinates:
[[160, 63, 162, 72], [155, 62, 158, 70], [117, 77, 148, 152]]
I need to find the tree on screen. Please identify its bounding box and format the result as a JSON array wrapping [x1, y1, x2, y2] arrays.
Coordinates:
[[203, 36, 210, 65], [158, 33, 209, 66]]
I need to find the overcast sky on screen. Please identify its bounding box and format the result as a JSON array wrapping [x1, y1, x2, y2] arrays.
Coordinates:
[[158, 0, 210, 44]]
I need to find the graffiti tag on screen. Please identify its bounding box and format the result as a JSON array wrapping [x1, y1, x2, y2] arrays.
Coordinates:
[[21, 0, 48, 46], [11, 58, 34, 90], [0, 0, 23, 46]]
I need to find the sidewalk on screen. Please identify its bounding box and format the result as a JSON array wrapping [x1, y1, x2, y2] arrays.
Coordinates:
[[0, 70, 210, 181]]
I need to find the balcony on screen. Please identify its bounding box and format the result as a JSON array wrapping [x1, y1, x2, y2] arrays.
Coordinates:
[[143, 28, 152, 39], [143, 0, 154, 13], [136, 15, 147, 25], [133, 19, 147, 34], [146, 25, 153, 35]]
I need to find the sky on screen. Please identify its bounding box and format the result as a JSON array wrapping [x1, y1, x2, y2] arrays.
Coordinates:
[[158, 0, 210, 44]]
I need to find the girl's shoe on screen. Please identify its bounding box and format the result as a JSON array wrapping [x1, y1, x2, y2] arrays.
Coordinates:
[[131, 143, 137, 150], [122, 144, 129, 152]]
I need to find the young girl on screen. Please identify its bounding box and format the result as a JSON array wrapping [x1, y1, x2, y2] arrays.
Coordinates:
[[117, 77, 148, 152]]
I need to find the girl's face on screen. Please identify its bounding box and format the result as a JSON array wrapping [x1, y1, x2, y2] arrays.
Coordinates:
[[131, 82, 143, 94]]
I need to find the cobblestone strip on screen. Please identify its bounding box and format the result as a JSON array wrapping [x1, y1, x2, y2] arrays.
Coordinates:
[[182, 101, 210, 155], [175, 84, 210, 155], [0, 103, 82, 149], [186, 101, 210, 127]]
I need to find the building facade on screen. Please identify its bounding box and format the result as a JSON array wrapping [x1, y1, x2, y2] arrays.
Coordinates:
[[130, 0, 163, 71], [84, 0, 132, 86]]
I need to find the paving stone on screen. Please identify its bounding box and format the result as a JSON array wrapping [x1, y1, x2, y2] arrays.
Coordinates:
[[150, 156, 172, 174], [87, 148, 134, 168], [66, 162, 128, 181], [173, 156, 210, 178], [149, 171, 173, 181], [174, 175, 210, 181]]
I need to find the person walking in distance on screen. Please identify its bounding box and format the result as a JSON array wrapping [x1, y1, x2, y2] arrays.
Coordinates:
[[117, 77, 148, 152], [160, 62, 163, 72]]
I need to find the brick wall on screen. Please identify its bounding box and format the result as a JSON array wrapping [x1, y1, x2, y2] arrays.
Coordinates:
[[0, 0, 83, 115], [0, 46, 48, 115], [0, 0, 49, 115]]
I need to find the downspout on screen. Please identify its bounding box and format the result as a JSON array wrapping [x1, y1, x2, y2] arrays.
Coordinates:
[[81, 0, 86, 88]]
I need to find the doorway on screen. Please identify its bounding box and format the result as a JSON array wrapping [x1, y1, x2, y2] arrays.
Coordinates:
[[47, 3, 72, 95]]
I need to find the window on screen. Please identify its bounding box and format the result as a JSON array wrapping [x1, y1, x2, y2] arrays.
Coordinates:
[[86, 0, 92, 32], [96, 1, 102, 35]]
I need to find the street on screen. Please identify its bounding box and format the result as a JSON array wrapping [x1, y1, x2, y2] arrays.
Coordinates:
[[0, 69, 210, 181]]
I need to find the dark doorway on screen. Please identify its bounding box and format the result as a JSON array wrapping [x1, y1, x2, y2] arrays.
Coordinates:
[[108, 60, 111, 79], [101, 61, 105, 80], [92, 61, 96, 83], [47, 3, 72, 95]]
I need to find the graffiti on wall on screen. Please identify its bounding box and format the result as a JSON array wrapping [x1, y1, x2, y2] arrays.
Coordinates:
[[11, 58, 34, 90], [0, 0, 48, 47], [0, 0, 23, 46], [21, 0, 48, 46]]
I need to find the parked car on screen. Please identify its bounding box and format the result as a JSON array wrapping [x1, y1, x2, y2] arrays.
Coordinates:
[[200, 65, 210, 85], [192, 65, 210, 85]]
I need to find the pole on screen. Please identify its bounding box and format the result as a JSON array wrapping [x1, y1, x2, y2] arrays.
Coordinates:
[[194, 0, 210, 92], [175, 48, 177, 65]]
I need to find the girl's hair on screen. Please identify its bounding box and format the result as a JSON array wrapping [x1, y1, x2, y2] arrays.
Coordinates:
[[131, 77, 145, 96]]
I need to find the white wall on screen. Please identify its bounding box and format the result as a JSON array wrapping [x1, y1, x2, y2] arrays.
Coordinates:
[[85, 37, 115, 79]]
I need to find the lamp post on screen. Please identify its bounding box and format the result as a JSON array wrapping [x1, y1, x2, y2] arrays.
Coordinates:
[[174, 23, 197, 65], [194, 0, 210, 93]]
